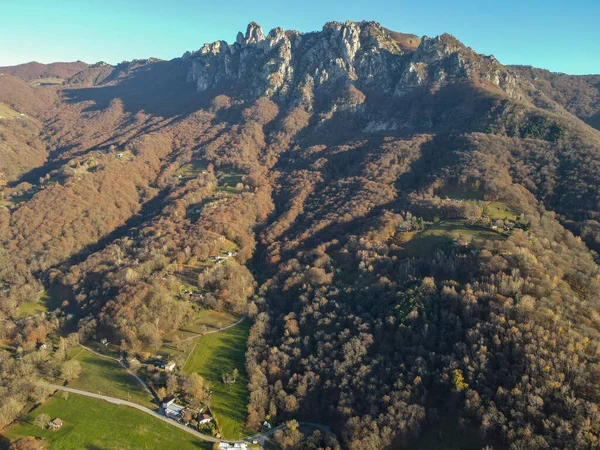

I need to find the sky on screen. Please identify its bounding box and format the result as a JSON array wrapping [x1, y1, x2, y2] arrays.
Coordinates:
[[1, 0, 599, 75]]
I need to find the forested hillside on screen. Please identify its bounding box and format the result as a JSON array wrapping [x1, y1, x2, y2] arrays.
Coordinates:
[[1, 21, 600, 450]]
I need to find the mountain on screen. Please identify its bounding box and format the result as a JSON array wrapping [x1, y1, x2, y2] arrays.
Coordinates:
[[1, 21, 600, 450], [0, 61, 90, 83]]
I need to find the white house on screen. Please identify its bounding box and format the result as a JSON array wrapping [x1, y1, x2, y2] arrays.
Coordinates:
[[156, 359, 176, 371], [218, 444, 247, 450], [49, 418, 64, 430], [198, 413, 212, 425], [162, 398, 185, 419]]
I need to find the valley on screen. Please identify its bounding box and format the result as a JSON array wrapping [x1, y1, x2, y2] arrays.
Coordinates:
[[1, 18, 600, 450]]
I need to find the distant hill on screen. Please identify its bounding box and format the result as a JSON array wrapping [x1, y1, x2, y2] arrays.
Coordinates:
[[0, 61, 89, 83]]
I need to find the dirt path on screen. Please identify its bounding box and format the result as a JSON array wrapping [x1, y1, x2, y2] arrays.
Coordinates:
[[78, 344, 155, 398], [78, 315, 246, 399], [180, 315, 247, 343]]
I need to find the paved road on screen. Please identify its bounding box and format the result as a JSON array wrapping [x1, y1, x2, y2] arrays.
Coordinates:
[[41, 383, 332, 446], [42, 383, 223, 444], [78, 345, 155, 398]]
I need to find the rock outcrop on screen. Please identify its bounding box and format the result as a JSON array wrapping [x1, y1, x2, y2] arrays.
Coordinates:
[[186, 20, 528, 107]]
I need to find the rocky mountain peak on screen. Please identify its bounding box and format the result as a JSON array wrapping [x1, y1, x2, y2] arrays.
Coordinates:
[[245, 21, 266, 44], [186, 21, 528, 107]]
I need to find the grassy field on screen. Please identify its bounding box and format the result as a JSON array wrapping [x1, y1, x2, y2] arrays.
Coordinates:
[[15, 290, 55, 318], [401, 220, 504, 257], [0, 102, 21, 119], [2, 393, 211, 450], [176, 159, 207, 179], [15, 300, 48, 318], [68, 348, 156, 409], [174, 264, 212, 287], [183, 319, 250, 440], [30, 77, 64, 85], [437, 186, 520, 222], [437, 185, 484, 201], [15, 286, 72, 319], [165, 309, 239, 343], [141, 309, 240, 363], [218, 172, 244, 194], [485, 201, 520, 221]]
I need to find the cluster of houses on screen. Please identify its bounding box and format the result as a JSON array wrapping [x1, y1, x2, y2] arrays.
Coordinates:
[[162, 397, 212, 427], [122, 352, 176, 371], [182, 287, 204, 297]]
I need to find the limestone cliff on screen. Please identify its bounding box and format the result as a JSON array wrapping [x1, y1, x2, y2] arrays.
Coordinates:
[[185, 21, 528, 108]]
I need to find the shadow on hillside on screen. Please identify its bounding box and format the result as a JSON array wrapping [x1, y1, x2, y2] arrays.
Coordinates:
[[62, 59, 209, 119], [57, 187, 172, 270], [0, 435, 11, 450]]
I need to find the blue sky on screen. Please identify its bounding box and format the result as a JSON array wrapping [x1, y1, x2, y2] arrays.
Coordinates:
[[1, 0, 599, 74]]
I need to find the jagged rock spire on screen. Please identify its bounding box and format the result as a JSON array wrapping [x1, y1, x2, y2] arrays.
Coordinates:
[[244, 22, 265, 44], [236, 31, 244, 45]]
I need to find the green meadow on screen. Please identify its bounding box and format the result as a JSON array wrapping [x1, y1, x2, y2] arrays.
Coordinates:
[[183, 319, 250, 440], [3, 393, 210, 450]]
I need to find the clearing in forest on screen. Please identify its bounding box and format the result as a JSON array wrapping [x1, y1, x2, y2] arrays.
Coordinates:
[[14, 288, 64, 319], [400, 220, 505, 257], [437, 185, 521, 221], [0, 102, 22, 119], [183, 319, 250, 440], [140, 309, 240, 364], [218, 171, 244, 193], [176, 159, 208, 179], [164, 309, 240, 343], [484, 201, 520, 221]]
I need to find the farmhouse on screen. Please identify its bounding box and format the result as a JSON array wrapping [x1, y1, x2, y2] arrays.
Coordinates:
[[198, 413, 212, 425], [159, 360, 176, 371], [49, 418, 64, 430], [162, 398, 185, 420]]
